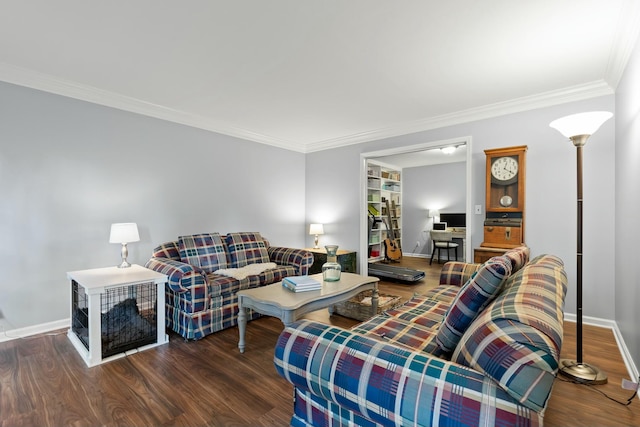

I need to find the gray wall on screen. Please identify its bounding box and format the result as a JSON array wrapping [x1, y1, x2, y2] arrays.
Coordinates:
[[306, 95, 616, 325], [0, 81, 306, 329], [403, 162, 466, 256], [615, 34, 640, 371]]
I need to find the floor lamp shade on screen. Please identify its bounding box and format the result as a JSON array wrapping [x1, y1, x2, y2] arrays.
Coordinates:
[[550, 111, 612, 385]]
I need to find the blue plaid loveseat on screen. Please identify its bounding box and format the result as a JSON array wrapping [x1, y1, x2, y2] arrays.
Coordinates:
[[274, 248, 567, 427], [145, 232, 313, 340]]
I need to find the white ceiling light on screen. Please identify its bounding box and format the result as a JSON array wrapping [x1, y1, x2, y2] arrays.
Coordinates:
[[440, 146, 456, 155]]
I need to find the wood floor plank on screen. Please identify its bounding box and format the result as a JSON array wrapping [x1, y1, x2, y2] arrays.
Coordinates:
[[0, 256, 637, 426]]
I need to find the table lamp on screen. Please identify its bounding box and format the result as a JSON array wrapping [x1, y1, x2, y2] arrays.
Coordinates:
[[109, 223, 140, 268], [309, 224, 324, 249]]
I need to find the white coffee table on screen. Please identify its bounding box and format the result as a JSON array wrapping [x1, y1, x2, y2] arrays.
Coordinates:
[[237, 272, 379, 353]]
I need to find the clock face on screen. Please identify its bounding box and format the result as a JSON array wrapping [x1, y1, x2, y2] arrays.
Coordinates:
[[491, 156, 518, 182]]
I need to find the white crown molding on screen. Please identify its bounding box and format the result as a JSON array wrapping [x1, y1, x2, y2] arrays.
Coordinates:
[[604, 0, 640, 89], [0, 62, 614, 155], [304, 80, 614, 153], [0, 62, 305, 153]]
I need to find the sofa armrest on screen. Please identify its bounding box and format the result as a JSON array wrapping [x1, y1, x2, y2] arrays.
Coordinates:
[[145, 257, 207, 293], [274, 320, 541, 427], [438, 261, 482, 287], [267, 247, 314, 275]]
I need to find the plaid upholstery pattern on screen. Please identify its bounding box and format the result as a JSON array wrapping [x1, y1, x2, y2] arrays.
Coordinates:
[[145, 233, 313, 340], [178, 233, 228, 273], [503, 246, 530, 273], [268, 246, 314, 275], [274, 254, 567, 425], [275, 320, 542, 427], [166, 291, 262, 340], [225, 232, 270, 268], [438, 261, 482, 287], [436, 256, 512, 354], [145, 258, 206, 295], [151, 241, 181, 260], [452, 254, 567, 412]]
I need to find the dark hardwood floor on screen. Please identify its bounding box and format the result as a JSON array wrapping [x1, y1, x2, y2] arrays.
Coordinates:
[[0, 256, 638, 426]]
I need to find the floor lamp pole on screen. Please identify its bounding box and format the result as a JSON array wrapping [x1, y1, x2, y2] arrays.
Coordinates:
[[558, 135, 607, 384]]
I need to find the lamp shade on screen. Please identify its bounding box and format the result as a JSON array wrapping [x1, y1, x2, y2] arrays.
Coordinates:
[[549, 111, 613, 138], [309, 223, 324, 235], [109, 223, 140, 244], [428, 209, 440, 218]]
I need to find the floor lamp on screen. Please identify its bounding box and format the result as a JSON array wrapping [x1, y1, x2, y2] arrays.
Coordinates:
[[550, 111, 613, 385]]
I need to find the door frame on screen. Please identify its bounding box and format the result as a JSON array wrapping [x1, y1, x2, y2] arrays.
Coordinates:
[[359, 136, 473, 275]]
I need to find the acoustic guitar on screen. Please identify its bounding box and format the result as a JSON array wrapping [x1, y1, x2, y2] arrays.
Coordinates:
[[383, 200, 402, 261]]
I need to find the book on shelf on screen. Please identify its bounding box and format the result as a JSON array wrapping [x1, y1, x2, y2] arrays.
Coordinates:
[[282, 276, 322, 292]]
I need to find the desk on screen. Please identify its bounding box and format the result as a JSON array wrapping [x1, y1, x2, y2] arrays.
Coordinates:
[[447, 228, 466, 262]]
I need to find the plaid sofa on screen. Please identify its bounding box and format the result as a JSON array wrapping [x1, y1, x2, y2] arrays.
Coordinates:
[[274, 247, 567, 427], [145, 232, 313, 340]]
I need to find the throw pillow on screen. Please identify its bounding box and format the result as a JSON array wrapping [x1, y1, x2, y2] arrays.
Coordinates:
[[436, 256, 511, 354], [178, 233, 228, 273], [225, 232, 270, 268]]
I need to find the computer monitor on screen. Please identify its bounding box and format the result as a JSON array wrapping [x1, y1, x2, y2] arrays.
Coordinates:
[[439, 213, 466, 228]]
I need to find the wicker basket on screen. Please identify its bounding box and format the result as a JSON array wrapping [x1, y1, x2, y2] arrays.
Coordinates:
[[333, 290, 403, 321]]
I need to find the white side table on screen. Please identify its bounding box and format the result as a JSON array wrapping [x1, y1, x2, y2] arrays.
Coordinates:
[[67, 264, 168, 367]]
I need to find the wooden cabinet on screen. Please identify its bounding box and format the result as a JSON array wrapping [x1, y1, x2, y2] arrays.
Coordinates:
[[473, 247, 508, 264], [307, 248, 357, 275], [367, 160, 402, 262]]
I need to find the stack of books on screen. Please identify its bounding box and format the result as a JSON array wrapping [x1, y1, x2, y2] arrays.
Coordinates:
[[282, 276, 322, 292]]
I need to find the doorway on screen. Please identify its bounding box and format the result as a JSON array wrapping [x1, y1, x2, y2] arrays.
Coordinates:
[[359, 137, 472, 275]]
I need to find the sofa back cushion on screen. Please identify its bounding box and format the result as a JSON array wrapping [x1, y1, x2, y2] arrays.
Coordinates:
[[451, 254, 567, 412], [436, 256, 511, 354], [225, 232, 270, 268], [178, 233, 229, 273]]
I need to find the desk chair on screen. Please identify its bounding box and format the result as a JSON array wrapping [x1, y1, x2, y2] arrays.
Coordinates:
[[429, 230, 459, 265]]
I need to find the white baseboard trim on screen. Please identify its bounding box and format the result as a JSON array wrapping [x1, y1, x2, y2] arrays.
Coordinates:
[[0, 318, 70, 343], [563, 314, 639, 382]]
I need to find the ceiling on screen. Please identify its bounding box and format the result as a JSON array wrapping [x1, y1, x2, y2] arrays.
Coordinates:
[[1, 1, 639, 153]]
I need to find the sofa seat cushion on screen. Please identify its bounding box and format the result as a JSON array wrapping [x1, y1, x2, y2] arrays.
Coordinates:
[[383, 293, 454, 329], [225, 232, 270, 268], [206, 265, 297, 298], [436, 256, 512, 354], [352, 315, 444, 355], [178, 233, 228, 273], [451, 254, 567, 412]]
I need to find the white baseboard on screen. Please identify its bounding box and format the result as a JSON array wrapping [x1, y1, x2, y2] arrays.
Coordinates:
[[563, 313, 639, 382], [0, 318, 70, 343]]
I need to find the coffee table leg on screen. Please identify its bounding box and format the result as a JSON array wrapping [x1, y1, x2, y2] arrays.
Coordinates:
[[238, 306, 247, 353]]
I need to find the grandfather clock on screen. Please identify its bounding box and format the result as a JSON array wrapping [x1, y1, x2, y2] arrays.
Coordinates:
[[481, 145, 527, 249]]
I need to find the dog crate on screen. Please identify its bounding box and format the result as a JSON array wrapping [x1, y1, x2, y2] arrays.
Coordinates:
[[67, 265, 168, 367]]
